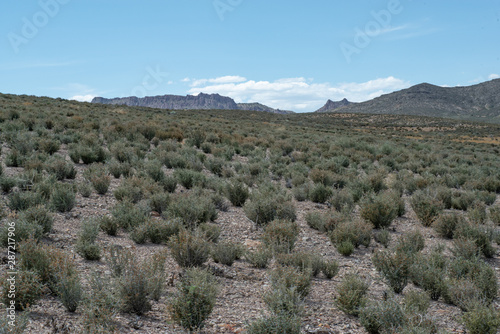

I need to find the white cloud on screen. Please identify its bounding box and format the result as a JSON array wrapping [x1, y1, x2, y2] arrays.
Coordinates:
[[190, 75, 247, 87], [188, 76, 411, 112], [488, 74, 500, 80], [70, 94, 96, 102]]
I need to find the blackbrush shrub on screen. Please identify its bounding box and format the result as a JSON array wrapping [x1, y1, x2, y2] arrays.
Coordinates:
[[55, 272, 82, 312], [197, 222, 221, 243], [374, 229, 391, 248], [211, 241, 241, 266], [168, 230, 210, 268], [262, 220, 299, 254], [168, 268, 218, 331], [411, 189, 444, 227], [322, 259, 340, 279], [244, 187, 296, 226], [8, 191, 44, 212], [269, 265, 312, 299], [335, 273, 369, 316], [409, 254, 446, 300], [44, 157, 76, 180], [360, 192, 398, 229], [130, 223, 148, 244], [329, 219, 372, 251], [144, 159, 165, 182], [276, 252, 323, 277], [226, 181, 249, 206], [112, 201, 149, 231], [373, 249, 412, 294], [403, 290, 430, 314], [146, 218, 182, 244], [359, 296, 406, 334], [0, 220, 43, 247], [453, 222, 496, 258], [451, 237, 481, 260], [81, 272, 118, 334], [328, 188, 355, 213], [50, 183, 76, 212], [149, 191, 170, 214], [19, 205, 53, 234], [433, 212, 463, 239], [117, 261, 151, 315], [76, 219, 101, 261], [395, 230, 425, 255], [0, 270, 44, 310], [78, 181, 93, 197], [247, 314, 301, 334], [293, 183, 310, 202], [169, 192, 217, 230], [462, 305, 500, 334], [475, 190, 497, 206], [451, 191, 476, 211], [489, 205, 500, 225], [467, 201, 487, 224], [263, 284, 304, 317], [0, 176, 16, 193], [305, 211, 326, 232], [38, 138, 60, 155], [336, 240, 355, 256], [443, 278, 483, 311], [309, 183, 333, 203], [245, 247, 272, 269], [160, 175, 178, 193], [100, 215, 119, 236]]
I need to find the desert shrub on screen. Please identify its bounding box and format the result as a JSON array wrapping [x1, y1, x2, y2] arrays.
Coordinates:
[[262, 220, 299, 254], [467, 201, 487, 224], [374, 229, 391, 248], [443, 278, 483, 311], [79, 145, 107, 164], [174, 169, 205, 189], [409, 254, 446, 300], [359, 297, 406, 334], [112, 201, 149, 231], [329, 219, 372, 251], [269, 265, 312, 299], [293, 183, 310, 201], [50, 183, 76, 212], [245, 247, 272, 269], [55, 272, 82, 312], [197, 222, 221, 243], [144, 159, 165, 182], [146, 218, 182, 244], [78, 181, 92, 197], [462, 305, 500, 334], [168, 230, 210, 268], [0, 270, 44, 310], [396, 230, 425, 255], [19, 205, 53, 234], [305, 211, 327, 231], [0, 310, 29, 334], [44, 157, 76, 180], [100, 215, 119, 236], [211, 241, 241, 266], [335, 273, 369, 316], [0, 176, 16, 193], [117, 260, 151, 315], [372, 249, 412, 294], [76, 219, 101, 261], [451, 237, 481, 260], [433, 212, 463, 239], [309, 183, 333, 203], [328, 188, 355, 213], [435, 186, 453, 209], [263, 283, 304, 318], [130, 223, 148, 244], [489, 206, 500, 225], [276, 252, 323, 277], [475, 190, 497, 206], [0, 220, 43, 247], [84, 163, 111, 195], [244, 186, 296, 226], [322, 259, 340, 279], [149, 191, 170, 214], [411, 190, 444, 226], [169, 192, 217, 230], [360, 192, 398, 229], [7, 191, 44, 212], [211, 192, 230, 212], [160, 175, 178, 193], [225, 181, 249, 206], [168, 268, 218, 331], [453, 222, 496, 258], [142, 250, 168, 301], [451, 191, 476, 211], [403, 290, 430, 314], [81, 272, 118, 334], [337, 240, 355, 256], [247, 314, 301, 334]]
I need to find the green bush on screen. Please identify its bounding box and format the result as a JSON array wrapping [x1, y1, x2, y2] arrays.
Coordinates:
[[373, 249, 413, 294], [359, 297, 406, 334], [112, 201, 149, 231], [360, 192, 398, 229], [0, 270, 44, 310], [247, 314, 301, 334], [245, 247, 272, 269], [396, 229, 425, 255], [78, 181, 93, 197], [467, 201, 487, 224], [55, 273, 82, 312], [328, 188, 355, 213], [130, 223, 148, 244], [411, 190, 444, 226], [19, 205, 53, 234], [169, 192, 217, 230], [433, 213, 463, 239], [168, 268, 218, 331], [0, 176, 16, 193], [117, 261, 151, 315], [374, 229, 391, 248], [211, 241, 241, 266], [197, 222, 221, 243], [0, 220, 43, 247], [322, 259, 340, 279], [269, 265, 312, 299], [168, 230, 210, 268], [276, 252, 323, 277], [100, 215, 119, 236], [453, 222, 496, 258], [451, 191, 476, 211], [463, 305, 500, 334], [160, 175, 178, 193], [8, 191, 44, 212], [335, 273, 369, 316], [81, 272, 118, 334], [409, 254, 446, 300], [76, 219, 101, 261], [309, 183, 333, 203], [489, 206, 500, 225], [44, 157, 76, 180], [329, 219, 372, 251], [263, 284, 304, 317], [226, 181, 249, 206], [336, 240, 355, 256], [262, 220, 299, 254], [403, 290, 430, 314], [244, 187, 296, 226], [146, 218, 181, 244], [50, 183, 76, 212], [149, 191, 170, 214]]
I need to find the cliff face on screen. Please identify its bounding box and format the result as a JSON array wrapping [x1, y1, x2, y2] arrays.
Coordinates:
[[316, 79, 500, 120], [315, 98, 354, 113], [91, 93, 294, 114]]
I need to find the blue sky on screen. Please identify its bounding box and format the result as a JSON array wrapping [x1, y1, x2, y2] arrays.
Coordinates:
[[1, 0, 499, 112]]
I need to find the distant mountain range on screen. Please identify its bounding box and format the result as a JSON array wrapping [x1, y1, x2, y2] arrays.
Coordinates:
[[315, 79, 500, 122], [91, 93, 293, 114]]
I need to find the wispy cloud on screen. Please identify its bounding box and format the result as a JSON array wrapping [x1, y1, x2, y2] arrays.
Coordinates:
[[488, 73, 500, 80], [188, 76, 411, 112]]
